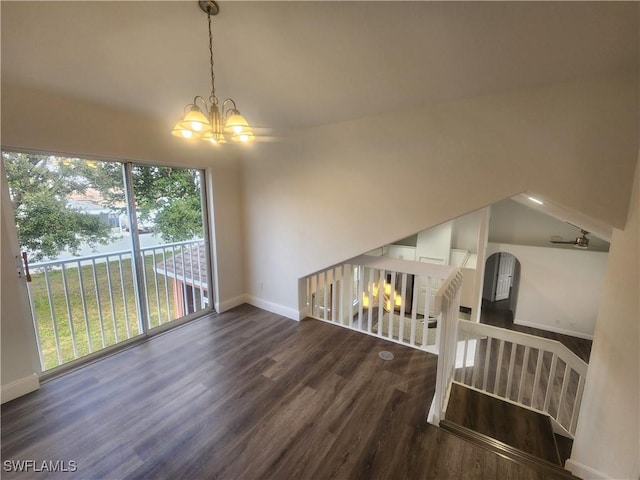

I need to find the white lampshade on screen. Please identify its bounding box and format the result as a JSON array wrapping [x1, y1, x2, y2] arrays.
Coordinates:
[[179, 107, 210, 134], [224, 110, 250, 134], [172, 121, 194, 139]]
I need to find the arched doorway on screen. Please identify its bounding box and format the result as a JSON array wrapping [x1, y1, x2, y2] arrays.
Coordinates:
[[481, 252, 521, 326]]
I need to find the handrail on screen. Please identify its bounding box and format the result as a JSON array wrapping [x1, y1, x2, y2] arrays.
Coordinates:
[[348, 254, 455, 278], [25, 238, 208, 371], [304, 258, 456, 353], [430, 267, 464, 426], [29, 239, 204, 269], [458, 321, 587, 376], [434, 269, 464, 316], [453, 319, 588, 436]]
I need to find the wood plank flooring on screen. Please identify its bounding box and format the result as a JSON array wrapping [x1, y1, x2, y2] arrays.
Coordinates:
[[445, 384, 560, 465], [3, 304, 569, 479], [450, 300, 591, 436], [480, 300, 592, 363]]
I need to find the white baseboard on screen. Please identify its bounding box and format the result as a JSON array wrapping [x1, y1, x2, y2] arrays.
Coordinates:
[[299, 306, 310, 320], [1, 373, 39, 404], [246, 295, 302, 321], [565, 459, 608, 479], [514, 319, 594, 340], [215, 294, 248, 313]]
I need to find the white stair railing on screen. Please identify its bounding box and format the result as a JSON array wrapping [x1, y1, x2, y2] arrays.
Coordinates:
[[451, 321, 587, 437], [428, 269, 464, 426], [305, 255, 457, 353], [305, 254, 587, 438]]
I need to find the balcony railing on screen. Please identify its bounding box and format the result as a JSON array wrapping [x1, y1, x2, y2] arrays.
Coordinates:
[[27, 239, 208, 371]]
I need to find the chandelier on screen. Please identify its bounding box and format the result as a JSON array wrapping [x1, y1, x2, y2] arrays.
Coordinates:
[[362, 278, 403, 312], [172, 1, 253, 144]]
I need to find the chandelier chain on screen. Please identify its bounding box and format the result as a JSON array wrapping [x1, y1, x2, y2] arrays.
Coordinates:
[[208, 12, 217, 105]]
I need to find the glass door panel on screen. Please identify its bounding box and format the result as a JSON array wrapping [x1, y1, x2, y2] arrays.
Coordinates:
[[2, 152, 142, 370], [129, 164, 211, 330]]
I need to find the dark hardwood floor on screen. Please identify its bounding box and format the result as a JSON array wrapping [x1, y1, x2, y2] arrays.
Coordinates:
[[3, 304, 570, 479], [480, 299, 592, 363], [446, 384, 560, 465]]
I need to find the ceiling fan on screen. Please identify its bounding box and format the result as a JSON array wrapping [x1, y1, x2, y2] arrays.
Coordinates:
[[550, 225, 590, 249]]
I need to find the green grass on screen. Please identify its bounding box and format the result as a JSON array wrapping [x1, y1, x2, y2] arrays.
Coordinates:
[[30, 255, 206, 371]]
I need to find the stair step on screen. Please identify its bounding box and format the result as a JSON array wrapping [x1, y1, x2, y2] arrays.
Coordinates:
[[440, 419, 579, 480], [445, 383, 561, 464], [441, 383, 582, 478], [554, 433, 574, 467]]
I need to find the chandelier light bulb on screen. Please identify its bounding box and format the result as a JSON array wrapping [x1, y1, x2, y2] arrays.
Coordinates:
[[224, 111, 250, 135], [179, 108, 209, 135], [232, 131, 254, 143]]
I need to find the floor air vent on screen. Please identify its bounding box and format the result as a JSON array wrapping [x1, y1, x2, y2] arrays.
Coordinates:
[[378, 351, 394, 361]]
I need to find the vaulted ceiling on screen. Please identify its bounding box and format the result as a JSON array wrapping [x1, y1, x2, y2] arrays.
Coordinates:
[[2, 1, 638, 131], [490, 199, 610, 252]]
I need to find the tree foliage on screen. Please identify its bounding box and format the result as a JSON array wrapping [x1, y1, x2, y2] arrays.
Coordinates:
[[129, 165, 203, 242], [3, 152, 204, 261], [3, 152, 112, 261]]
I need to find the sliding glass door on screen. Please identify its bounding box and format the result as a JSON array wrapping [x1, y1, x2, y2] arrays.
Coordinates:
[[2, 151, 213, 372], [128, 164, 212, 330]]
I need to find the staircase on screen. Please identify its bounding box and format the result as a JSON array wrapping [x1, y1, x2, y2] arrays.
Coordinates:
[[441, 383, 579, 478], [302, 254, 588, 478], [429, 294, 588, 478]]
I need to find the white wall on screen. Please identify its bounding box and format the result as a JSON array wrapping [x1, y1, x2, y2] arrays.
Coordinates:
[[452, 209, 483, 253], [452, 210, 486, 311], [485, 243, 607, 338], [416, 221, 452, 264], [207, 164, 246, 312], [568, 158, 639, 480], [387, 245, 416, 261], [242, 76, 638, 316]]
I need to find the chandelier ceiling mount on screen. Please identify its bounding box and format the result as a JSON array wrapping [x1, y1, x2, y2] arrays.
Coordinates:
[[198, 1, 219, 16]]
